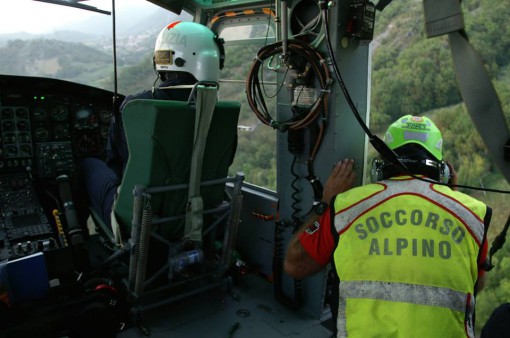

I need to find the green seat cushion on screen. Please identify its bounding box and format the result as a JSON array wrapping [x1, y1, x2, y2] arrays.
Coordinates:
[[114, 99, 240, 240]]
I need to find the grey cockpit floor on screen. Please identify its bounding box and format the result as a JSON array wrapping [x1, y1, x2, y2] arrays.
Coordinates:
[[118, 274, 334, 338]]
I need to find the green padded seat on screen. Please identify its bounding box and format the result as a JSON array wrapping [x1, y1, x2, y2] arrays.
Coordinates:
[[114, 98, 240, 241]]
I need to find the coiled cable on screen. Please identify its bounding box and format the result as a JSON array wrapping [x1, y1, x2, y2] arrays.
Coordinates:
[[246, 38, 332, 132], [290, 157, 303, 223], [273, 220, 302, 309]]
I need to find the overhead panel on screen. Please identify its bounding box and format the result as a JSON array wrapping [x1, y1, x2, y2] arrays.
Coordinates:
[[147, 0, 187, 14], [33, 0, 111, 15]]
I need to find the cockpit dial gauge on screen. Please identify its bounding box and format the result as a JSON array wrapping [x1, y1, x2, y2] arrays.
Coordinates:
[[34, 126, 50, 142], [16, 120, 29, 131], [4, 145, 17, 158], [1, 108, 14, 119], [18, 132, 31, 143], [3, 133, 16, 144], [18, 145, 32, 157], [53, 124, 70, 140], [32, 107, 49, 121], [16, 108, 28, 119], [51, 105, 69, 122], [74, 106, 98, 130], [2, 120, 15, 132]]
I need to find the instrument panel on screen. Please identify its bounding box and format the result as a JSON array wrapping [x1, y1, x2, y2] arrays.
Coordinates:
[[0, 75, 122, 178], [0, 75, 123, 261]]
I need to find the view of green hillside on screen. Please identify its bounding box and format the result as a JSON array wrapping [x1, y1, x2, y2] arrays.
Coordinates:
[[1, 0, 509, 331], [0, 39, 113, 84]]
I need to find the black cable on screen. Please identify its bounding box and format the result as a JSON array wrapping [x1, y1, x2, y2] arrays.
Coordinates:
[[273, 220, 302, 309], [319, 1, 510, 195], [111, 0, 118, 97], [290, 157, 303, 222], [111, 0, 123, 125], [246, 38, 332, 132], [247, 36, 331, 199], [44, 186, 62, 211], [320, 1, 510, 269], [319, 1, 371, 138], [484, 213, 510, 271], [410, 176, 510, 194], [320, 1, 406, 174], [260, 65, 289, 99]]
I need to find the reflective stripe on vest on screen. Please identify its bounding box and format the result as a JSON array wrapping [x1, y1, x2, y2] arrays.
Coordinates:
[[341, 280, 467, 311], [331, 179, 484, 338], [337, 281, 473, 337], [334, 179, 484, 244]]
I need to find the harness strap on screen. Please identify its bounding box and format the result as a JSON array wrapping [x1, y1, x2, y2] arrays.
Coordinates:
[[423, 0, 510, 183], [184, 85, 218, 242]]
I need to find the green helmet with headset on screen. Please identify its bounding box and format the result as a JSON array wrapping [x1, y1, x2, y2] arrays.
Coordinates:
[[384, 115, 443, 161], [371, 115, 449, 182]]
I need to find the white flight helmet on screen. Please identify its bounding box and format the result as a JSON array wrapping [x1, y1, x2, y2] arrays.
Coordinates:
[[154, 21, 224, 82]]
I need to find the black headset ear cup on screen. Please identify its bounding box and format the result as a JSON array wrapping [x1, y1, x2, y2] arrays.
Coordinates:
[[439, 161, 450, 184], [213, 36, 225, 70], [371, 158, 384, 183]]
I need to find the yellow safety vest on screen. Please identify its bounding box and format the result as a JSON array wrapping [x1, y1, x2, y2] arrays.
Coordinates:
[[332, 177, 489, 338]]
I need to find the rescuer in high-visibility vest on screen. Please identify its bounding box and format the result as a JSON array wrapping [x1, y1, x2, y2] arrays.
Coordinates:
[[284, 115, 491, 338]]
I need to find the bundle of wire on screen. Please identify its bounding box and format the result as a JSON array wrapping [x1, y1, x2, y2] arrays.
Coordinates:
[[245, 38, 332, 132]]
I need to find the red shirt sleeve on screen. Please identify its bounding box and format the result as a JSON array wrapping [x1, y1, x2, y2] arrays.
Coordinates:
[[478, 239, 488, 279], [298, 208, 335, 266]]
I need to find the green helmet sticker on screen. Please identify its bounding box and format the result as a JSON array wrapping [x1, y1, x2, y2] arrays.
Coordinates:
[[384, 115, 443, 160]]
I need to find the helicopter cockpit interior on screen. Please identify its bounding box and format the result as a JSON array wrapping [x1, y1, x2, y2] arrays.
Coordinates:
[[0, 75, 116, 261], [1, 0, 509, 337]]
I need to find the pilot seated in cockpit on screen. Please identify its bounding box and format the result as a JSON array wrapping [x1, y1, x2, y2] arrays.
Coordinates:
[[80, 21, 225, 232]]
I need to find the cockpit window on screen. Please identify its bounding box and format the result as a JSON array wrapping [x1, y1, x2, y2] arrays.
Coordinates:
[[0, 1, 275, 189], [217, 15, 277, 190], [0, 0, 192, 94], [221, 23, 275, 42]]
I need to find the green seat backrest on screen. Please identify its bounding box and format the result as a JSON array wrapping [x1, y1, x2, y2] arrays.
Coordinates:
[[114, 99, 240, 240]]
